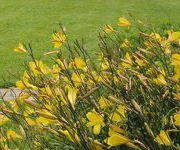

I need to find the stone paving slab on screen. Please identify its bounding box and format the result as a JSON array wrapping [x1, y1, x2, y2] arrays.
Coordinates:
[[0, 88, 23, 101], [0, 88, 34, 101]]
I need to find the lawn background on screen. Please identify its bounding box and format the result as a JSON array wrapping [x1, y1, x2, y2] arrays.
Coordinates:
[[0, 0, 179, 87]]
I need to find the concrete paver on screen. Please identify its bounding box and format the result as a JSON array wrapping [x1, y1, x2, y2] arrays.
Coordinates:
[[0, 88, 23, 101]]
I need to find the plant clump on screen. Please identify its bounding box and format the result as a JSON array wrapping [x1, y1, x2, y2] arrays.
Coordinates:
[[0, 17, 180, 150]]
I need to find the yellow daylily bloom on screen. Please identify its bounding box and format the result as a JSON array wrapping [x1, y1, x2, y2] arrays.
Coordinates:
[[86, 110, 105, 135], [71, 73, 85, 86], [154, 130, 173, 146], [121, 52, 133, 69], [25, 117, 37, 126], [135, 58, 149, 66], [7, 130, 23, 140], [16, 80, 26, 90], [118, 17, 132, 26], [14, 43, 28, 54], [171, 54, 180, 66], [149, 32, 161, 40], [167, 31, 180, 42], [120, 39, 132, 48], [51, 64, 61, 79], [74, 58, 87, 71], [104, 25, 115, 33], [110, 105, 127, 122], [144, 41, 156, 49], [51, 32, 66, 48], [173, 113, 180, 126], [153, 74, 167, 86], [56, 59, 67, 70], [59, 129, 80, 143], [36, 116, 58, 126], [67, 86, 78, 108], [109, 124, 126, 134], [29, 60, 51, 75], [173, 92, 180, 101], [99, 96, 113, 109], [105, 128, 131, 147], [0, 114, 10, 125]]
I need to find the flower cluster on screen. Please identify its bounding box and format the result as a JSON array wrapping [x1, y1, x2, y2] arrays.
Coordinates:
[[0, 17, 179, 150]]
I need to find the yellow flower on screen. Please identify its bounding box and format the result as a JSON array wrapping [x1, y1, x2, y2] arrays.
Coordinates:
[[67, 86, 78, 108], [171, 54, 180, 66], [110, 105, 127, 122], [173, 113, 180, 126], [153, 74, 167, 86], [173, 92, 180, 101], [16, 80, 26, 90], [7, 130, 23, 140], [149, 32, 161, 40], [71, 73, 85, 86], [167, 31, 180, 42], [104, 25, 115, 33], [51, 64, 61, 79], [29, 60, 51, 75], [25, 118, 37, 126], [14, 43, 28, 54], [51, 32, 66, 48], [0, 114, 10, 125], [36, 116, 58, 126], [144, 41, 156, 49], [74, 58, 87, 71], [86, 110, 105, 135], [135, 58, 149, 66], [99, 96, 113, 109], [56, 59, 66, 70], [121, 52, 133, 69], [59, 129, 80, 143], [120, 39, 132, 48], [104, 127, 131, 147], [154, 130, 173, 146], [118, 17, 132, 26]]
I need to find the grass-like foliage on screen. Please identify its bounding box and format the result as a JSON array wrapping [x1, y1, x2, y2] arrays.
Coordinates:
[[0, 17, 180, 150]]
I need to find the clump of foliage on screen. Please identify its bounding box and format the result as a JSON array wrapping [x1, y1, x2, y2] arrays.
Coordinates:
[[0, 17, 180, 150]]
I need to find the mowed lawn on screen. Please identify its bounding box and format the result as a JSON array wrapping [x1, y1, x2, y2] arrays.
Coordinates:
[[0, 0, 179, 87]]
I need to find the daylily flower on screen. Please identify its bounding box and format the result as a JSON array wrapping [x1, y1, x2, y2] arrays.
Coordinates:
[[71, 73, 85, 86], [104, 127, 131, 147], [167, 31, 180, 42], [67, 86, 78, 108], [14, 43, 28, 54], [121, 52, 133, 69], [110, 105, 127, 122], [6, 130, 23, 140], [99, 96, 113, 109], [104, 25, 115, 33], [173, 113, 180, 126], [154, 130, 173, 146], [51, 32, 66, 48], [171, 54, 180, 66], [0, 114, 10, 125], [74, 58, 87, 71], [59, 129, 80, 143], [86, 110, 105, 135], [120, 39, 132, 48], [118, 17, 132, 26], [153, 74, 167, 86]]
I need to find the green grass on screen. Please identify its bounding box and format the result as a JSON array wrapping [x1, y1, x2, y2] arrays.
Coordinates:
[[0, 0, 179, 87]]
